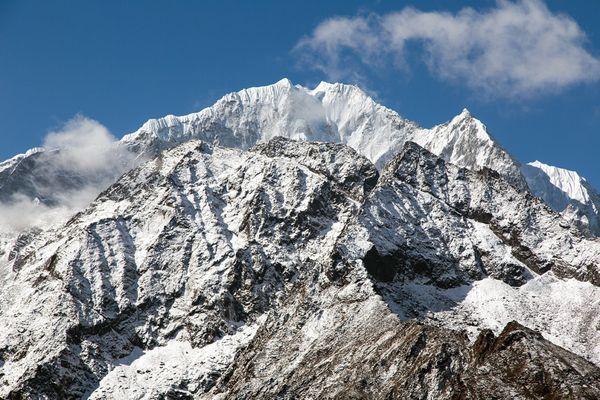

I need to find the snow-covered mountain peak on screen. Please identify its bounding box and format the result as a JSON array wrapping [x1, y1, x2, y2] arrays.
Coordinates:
[[235, 77, 297, 100], [3, 99, 600, 396], [0, 147, 45, 175], [525, 160, 595, 206], [274, 77, 293, 87], [122, 79, 523, 183], [0, 78, 538, 236], [521, 160, 600, 234], [120, 79, 419, 167], [447, 108, 492, 142], [310, 80, 334, 93], [527, 160, 590, 203], [309, 80, 366, 97], [412, 108, 525, 189]]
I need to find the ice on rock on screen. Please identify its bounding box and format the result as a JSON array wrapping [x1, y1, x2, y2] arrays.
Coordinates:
[[0, 79, 599, 398], [522, 160, 600, 234]]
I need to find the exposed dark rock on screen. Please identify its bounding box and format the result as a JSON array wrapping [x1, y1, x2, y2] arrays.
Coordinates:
[[2, 139, 600, 399]]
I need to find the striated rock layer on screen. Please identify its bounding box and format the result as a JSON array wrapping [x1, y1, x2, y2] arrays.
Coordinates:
[[1, 138, 599, 399]]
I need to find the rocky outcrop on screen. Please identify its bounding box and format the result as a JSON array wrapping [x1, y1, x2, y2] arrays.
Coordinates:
[[1, 138, 599, 398]]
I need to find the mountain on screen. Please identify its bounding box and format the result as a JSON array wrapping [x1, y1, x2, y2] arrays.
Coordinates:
[[0, 142, 138, 236], [522, 160, 600, 235], [1, 79, 600, 398], [3, 79, 594, 233], [413, 108, 526, 190], [1, 138, 600, 398], [120, 78, 600, 235], [121, 78, 416, 166], [122, 79, 525, 186]]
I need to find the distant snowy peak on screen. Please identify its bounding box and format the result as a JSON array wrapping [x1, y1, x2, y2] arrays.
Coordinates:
[[0, 147, 45, 176], [522, 160, 600, 234], [122, 78, 419, 167], [123, 78, 340, 152], [122, 79, 522, 186], [526, 161, 591, 205], [413, 108, 526, 189], [308, 81, 419, 166]]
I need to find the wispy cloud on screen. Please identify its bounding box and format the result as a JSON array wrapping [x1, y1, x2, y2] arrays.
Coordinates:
[[294, 0, 600, 98], [43, 114, 123, 172], [0, 115, 138, 233], [0, 193, 78, 233]]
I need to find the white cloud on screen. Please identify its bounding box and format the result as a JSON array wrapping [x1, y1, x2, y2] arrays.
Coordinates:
[[295, 0, 600, 97], [0, 115, 139, 233], [43, 114, 123, 172], [0, 194, 74, 233]]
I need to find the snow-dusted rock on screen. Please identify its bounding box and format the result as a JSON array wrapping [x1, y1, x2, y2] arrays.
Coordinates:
[[1, 78, 600, 398], [370, 142, 600, 284], [2, 79, 596, 238], [336, 141, 600, 364], [522, 160, 600, 235], [1, 138, 599, 398], [0, 139, 375, 397]]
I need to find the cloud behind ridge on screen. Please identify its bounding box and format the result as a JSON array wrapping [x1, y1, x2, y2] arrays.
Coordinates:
[[0, 115, 138, 233]]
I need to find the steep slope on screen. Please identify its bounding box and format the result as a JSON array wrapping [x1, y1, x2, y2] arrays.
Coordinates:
[[413, 109, 525, 190], [122, 79, 524, 185], [1, 138, 599, 399], [338, 141, 600, 363], [522, 160, 600, 235], [0, 138, 376, 397], [366, 142, 600, 284], [0, 79, 566, 238]]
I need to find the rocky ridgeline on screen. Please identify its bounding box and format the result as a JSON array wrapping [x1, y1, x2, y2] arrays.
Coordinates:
[[0, 138, 599, 398]]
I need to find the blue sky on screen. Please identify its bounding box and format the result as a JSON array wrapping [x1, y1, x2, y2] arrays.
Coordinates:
[[0, 0, 598, 185]]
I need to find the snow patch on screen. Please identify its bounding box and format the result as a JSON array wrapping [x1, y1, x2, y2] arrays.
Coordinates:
[[88, 322, 260, 399]]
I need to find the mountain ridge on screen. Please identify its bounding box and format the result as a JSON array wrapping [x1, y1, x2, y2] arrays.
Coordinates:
[[522, 160, 600, 235], [120, 78, 600, 235], [3, 78, 596, 237], [1, 137, 599, 397], [0, 79, 596, 235]]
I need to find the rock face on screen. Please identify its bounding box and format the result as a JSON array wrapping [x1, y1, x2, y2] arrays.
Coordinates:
[[1, 79, 596, 235], [121, 80, 524, 185], [1, 138, 599, 399], [214, 320, 600, 399], [522, 160, 600, 235]]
